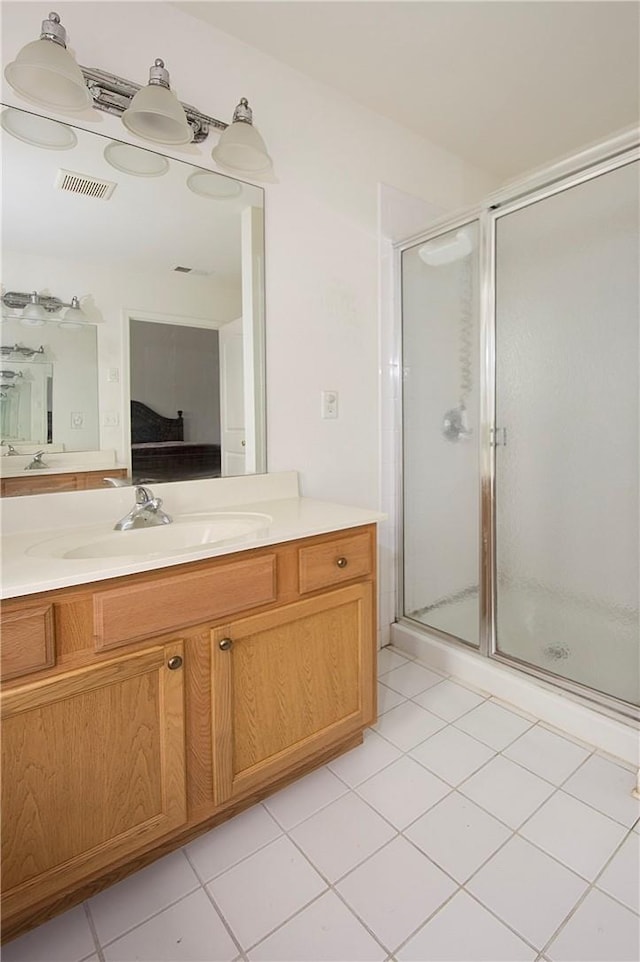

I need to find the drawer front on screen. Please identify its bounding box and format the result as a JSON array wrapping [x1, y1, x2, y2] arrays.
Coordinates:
[[94, 554, 277, 650], [0, 604, 55, 681], [298, 530, 373, 594]]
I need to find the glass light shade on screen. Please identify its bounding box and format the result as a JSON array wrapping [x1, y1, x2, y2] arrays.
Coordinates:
[[104, 141, 169, 177], [186, 170, 242, 199], [122, 84, 192, 146], [20, 301, 48, 326], [0, 107, 77, 149], [4, 38, 91, 112], [59, 299, 87, 329], [212, 121, 272, 173]]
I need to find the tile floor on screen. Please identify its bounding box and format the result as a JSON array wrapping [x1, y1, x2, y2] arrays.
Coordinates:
[[4, 645, 639, 962]]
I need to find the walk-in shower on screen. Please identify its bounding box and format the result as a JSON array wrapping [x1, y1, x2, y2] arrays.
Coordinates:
[[398, 140, 639, 718]]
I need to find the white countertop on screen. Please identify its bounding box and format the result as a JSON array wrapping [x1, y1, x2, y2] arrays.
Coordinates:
[[0, 449, 122, 478], [0, 472, 385, 599]]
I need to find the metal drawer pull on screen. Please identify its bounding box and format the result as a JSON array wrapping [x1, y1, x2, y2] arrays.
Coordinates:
[[167, 655, 183, 670], [219, 637, 233, 651], [336, 557, 348, 569]]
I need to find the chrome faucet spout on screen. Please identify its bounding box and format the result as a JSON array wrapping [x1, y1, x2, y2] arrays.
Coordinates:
[[24, 450, 47, 470], [114, 485, 172, 531]]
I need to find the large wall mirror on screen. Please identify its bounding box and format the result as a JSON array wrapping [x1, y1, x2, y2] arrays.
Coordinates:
[[1, 103, 266, 493]]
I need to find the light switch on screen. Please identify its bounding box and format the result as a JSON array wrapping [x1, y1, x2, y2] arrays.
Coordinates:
[[107, 367, 120, 383], [103, 411, 119, 427], [321, 390, 338, 419]]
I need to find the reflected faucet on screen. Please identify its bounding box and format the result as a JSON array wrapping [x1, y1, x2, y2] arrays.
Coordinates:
[[114, 486, 172, 531], [103, 476, 130, 487], [24, 450, 47, 470], [1, 441, 18, 456]]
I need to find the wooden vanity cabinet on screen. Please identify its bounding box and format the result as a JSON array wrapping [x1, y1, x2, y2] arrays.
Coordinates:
[[0, 468, 128, 498], [1, 644, 187, 924], [211, 582, 374, 804], [0, 524, 377, 942]]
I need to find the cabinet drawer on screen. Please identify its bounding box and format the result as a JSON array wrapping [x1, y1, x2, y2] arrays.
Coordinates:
[[94, 554, 277, 650], [298, 530, 373, 594], [0, 604, 55, 681]]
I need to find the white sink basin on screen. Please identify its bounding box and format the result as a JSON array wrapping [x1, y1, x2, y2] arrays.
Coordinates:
[[27, 512, 273, 560]]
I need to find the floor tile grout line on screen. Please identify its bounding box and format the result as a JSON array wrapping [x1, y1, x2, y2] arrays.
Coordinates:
[[219, 820, 395, 957], [82, 902, 105, 962], [388, 645, 636, 770], [180, 813, 284, 885], [90, 882, 202, 951], [262, 778, 351, 833], [458, 885, 544, 956], [183, 846, 246, 960]]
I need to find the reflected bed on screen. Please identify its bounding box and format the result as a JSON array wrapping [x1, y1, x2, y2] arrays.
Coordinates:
[[130, 400, 221, 482]]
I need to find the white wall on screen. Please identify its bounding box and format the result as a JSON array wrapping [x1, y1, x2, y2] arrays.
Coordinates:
[[1, 1, 497, 516]]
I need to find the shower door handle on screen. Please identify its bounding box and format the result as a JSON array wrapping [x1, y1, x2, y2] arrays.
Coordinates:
[[490, 427, 507, 447]]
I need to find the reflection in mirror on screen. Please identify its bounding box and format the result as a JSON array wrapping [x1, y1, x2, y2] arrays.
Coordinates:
[[1, 103, 266, 495], [0, 319, 98, 449]]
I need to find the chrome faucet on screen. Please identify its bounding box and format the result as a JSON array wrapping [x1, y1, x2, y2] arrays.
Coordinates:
[[1, 441, 18, 455], [24, 450, 47, 470], [114, 486, 172, 531], [103, 476, 130, 488]]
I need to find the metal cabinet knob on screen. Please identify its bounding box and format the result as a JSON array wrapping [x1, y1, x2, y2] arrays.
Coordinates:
[[336, 557, 348, 569], [167, 655, 183, 670], [219, 637, 233, 651]]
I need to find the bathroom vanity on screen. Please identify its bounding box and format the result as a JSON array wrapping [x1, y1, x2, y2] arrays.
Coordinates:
[[0, 473, 381, 941]]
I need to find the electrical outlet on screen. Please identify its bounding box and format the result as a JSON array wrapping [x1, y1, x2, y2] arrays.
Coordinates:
[[321, 390, 338, 419], [70, 411, 84, 429], [107, 367, 120, 383], [102, 411, 119, 427]]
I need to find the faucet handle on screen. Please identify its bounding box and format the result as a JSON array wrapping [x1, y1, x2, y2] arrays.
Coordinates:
[[103, 476, 130, 488], [135, 485, 155, 505]]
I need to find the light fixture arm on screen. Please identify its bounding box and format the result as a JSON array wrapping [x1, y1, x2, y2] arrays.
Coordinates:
[[80, 66, 228, 143], [2, 290, 78, 314]]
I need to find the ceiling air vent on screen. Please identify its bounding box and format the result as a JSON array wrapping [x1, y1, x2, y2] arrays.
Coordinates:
[[55, 169, 117, 200]]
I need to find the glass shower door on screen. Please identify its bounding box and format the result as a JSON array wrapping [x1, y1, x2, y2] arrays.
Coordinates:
[[402, 221, 481, 647], [494, 159, 640, 705]]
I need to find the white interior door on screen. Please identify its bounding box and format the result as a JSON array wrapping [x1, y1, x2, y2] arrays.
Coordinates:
[[219, 317, 246, 476]]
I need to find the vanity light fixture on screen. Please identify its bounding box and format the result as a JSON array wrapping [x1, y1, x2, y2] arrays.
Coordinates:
[[4, 11, 273, 173], [1, 290, 90, 329], [3, 12, 91, 112]]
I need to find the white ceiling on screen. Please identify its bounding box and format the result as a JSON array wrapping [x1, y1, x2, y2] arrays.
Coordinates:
[[176, 0, 640, 180]]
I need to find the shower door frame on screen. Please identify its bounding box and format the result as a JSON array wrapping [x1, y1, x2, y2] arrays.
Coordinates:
[[396, 132, 640, 722]]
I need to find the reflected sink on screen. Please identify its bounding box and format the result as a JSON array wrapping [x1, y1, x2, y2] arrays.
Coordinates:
[[27, 512, 273, 560]]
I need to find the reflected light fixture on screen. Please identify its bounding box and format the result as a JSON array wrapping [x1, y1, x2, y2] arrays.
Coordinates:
[[103, 140, 170, 177], [2, 290, 91, 329], [20, 293, 48, 326], [4, 11, 273, 173], [59, 296, 88, 329], [0, 106, 77, 149]]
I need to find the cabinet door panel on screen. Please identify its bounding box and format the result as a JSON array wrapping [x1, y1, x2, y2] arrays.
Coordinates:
[[212, 583, 374, 803], [1, 644, 186, 917]]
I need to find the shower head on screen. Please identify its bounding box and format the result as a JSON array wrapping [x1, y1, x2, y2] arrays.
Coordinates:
[[418, 228, 473, 266]]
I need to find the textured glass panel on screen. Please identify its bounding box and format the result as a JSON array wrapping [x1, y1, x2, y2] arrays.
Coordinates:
[[402, 222, 480, 646], [495, 161, 639, 705]]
